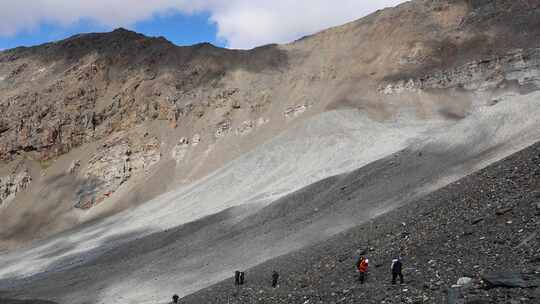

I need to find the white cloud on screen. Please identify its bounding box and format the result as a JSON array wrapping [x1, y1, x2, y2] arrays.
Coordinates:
[[0, 0, 407, 49]]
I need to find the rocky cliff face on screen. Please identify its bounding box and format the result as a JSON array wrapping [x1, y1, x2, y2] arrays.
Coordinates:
[[74, 132, 161, 209], [0, 30, 284, 163], [380, 48, 540, 95], [0, 0, 539, 245]]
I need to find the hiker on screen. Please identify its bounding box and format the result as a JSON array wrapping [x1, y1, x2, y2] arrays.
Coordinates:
[[391, 257, 404, 284], [172, 294, 179, 304], [356, 256, 369, 284], [235, 271, 241, 286], [272, 271, 279, 288], [240, 271, 245, 285]]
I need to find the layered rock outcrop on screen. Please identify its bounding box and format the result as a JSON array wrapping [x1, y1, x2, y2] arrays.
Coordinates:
[[75, 132, 160, 209], [380, 48, 540, 95]]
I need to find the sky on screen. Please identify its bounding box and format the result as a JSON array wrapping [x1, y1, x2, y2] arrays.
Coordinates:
[[0, 1, 407, 51]]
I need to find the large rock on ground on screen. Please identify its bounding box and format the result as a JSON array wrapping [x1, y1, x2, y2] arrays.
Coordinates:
[[481, 272, 540, 289]]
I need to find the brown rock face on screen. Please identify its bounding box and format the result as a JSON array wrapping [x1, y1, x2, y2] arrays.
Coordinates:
[[0, 28, 286, 163], [75, 132, 161, 209], [1, 0, 539, 164]]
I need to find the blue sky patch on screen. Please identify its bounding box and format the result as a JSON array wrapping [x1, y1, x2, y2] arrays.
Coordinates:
[[0, 12, 222, 50]]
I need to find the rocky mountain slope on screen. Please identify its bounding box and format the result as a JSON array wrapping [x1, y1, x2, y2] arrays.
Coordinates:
[[183, 133, 540, 304], [0, 0, 540, 303], [1, 0, 540, 246], [4, 141, 539, 304]]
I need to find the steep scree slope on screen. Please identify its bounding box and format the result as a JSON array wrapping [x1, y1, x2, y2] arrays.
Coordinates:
[[183, 129, 540, 304]]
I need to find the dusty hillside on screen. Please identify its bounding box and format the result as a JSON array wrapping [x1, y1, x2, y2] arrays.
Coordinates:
[[0, 0, 539, 246], [0, 1, 540, 303]]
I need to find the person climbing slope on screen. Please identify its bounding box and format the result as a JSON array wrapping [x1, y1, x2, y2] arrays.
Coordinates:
[[356, 256, 369, 284], [391, 256, 404, 284], [272, 270, 279, 288]]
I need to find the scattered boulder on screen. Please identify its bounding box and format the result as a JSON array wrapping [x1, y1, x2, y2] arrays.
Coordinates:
[[191, 134, 201, 146], [236, 120, 256, 136], [235, 118, 269, 136], [470, 217, 484, 225], [68, 160, 81, 174], [256, 117, 269, 127], [462, 228, 474, 236], [481, 272, 540, 289], [356, 247, 369, 256], [456, 277, 473, 288], [284, 104, 309, 119], [495, 207, 513, 216], [215, 120, 231, 138]]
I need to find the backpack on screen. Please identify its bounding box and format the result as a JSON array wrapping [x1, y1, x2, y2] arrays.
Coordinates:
[[391, 259, 402, 273]]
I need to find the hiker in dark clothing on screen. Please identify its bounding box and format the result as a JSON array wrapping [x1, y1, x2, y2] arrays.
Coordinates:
[[272, 271, 279, 288], [235, 271, 241, 286], [239, 272, 245, 285], [234, 271, 246, 285], [172, 294, 179, 304], [356, 256, 369, 284], [391, 257, 404, 284]]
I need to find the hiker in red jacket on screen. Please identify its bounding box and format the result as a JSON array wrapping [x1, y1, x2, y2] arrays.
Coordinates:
[[356, 256, 369, 284]]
